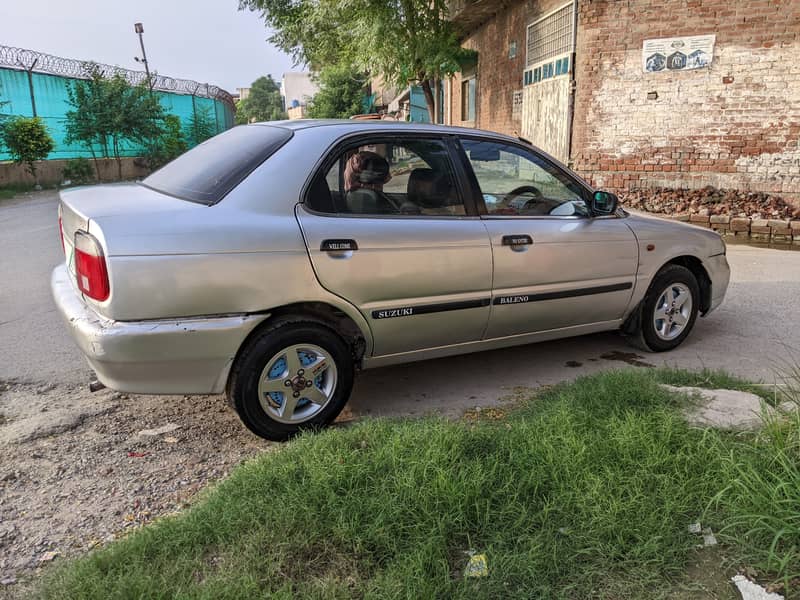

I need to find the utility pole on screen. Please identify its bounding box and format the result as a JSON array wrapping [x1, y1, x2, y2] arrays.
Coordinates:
[[134, 22, 153, 91]]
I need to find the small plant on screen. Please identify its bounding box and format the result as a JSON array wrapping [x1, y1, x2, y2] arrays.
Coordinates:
[[0, 116, 54, 186], [61, 157, 95, 185]]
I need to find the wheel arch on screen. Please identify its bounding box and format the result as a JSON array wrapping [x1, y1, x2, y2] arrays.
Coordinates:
[[623, 254, 711, 335], [225, 301, 370, 396], [661, 255, 712, 314]]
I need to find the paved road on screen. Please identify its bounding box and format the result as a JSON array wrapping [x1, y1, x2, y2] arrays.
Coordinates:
[[2, 190, 798, 418]]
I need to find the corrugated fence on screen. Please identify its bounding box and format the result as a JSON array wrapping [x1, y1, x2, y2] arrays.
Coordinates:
[[0, 45, 235, 161]]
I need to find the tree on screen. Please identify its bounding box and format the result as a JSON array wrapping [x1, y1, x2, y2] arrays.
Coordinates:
[[236, 75, 286, 123], [65, 66, 166, 179], [240, 0, 473, 120], [143, 114, 188, 170], [0, 116, 54, 185], [306, 65, 368, 119], [185, 104, 217, 146]]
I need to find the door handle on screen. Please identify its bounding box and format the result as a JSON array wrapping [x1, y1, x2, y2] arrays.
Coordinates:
[[501, 235, 533, 246], [321, 239, 358, 252]]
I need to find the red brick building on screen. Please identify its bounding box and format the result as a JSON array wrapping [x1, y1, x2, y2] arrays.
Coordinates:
[[445, 0, 800, 202]]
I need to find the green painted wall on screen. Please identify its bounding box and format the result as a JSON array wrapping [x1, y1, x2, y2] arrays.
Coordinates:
[[0, 67, 235, 161]]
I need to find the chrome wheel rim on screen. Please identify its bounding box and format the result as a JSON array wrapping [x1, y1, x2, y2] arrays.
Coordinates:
[[257, 344, 338, 424], [653, 283, 692, 341]]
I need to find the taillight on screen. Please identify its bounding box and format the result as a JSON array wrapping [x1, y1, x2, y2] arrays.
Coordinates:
[[74, 231, 110, 301]]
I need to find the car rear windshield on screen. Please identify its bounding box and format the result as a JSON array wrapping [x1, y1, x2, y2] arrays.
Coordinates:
[[141, 125, 293, 205]]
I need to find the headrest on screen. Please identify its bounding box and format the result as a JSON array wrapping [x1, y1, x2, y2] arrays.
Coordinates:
[[407, 168, 452, 208], [345, 151, 391, 189]]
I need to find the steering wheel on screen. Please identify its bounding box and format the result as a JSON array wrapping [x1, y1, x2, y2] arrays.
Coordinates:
[[504, 185, 543, 207]]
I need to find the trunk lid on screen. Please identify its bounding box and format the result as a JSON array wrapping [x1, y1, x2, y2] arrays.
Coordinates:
[[59, 182, 200, 280]]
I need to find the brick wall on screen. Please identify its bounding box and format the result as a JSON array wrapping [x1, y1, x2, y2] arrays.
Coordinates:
[[572, 0, 800, 203], [449, 0, 568, 135]]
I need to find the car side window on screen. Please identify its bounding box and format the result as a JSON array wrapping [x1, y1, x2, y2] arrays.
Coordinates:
[[307, 138, 466, 216], [461, 139, 588, 217]]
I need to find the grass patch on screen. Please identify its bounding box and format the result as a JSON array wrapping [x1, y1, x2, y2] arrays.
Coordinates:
[[37, 368, 800, 598]]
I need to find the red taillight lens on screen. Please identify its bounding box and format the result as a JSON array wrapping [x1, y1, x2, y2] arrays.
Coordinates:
[[74, 231, 110, 301]]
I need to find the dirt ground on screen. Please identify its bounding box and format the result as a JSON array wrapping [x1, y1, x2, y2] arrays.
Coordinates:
[[0, 379, 273, 593]]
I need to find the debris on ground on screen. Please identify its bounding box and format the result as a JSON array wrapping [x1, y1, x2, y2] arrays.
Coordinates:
[[137, 423, 180, 437], [620, 186, 800, 220], [38, 551, 58, 564], [702, 528, 718, 547], [464, 551, 489, 578], [462, 406, 507, 422], [731, 574, 785, 600], [687, 521, 717, 547]]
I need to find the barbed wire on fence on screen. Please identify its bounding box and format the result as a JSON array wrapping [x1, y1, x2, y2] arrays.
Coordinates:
[[0, 45, 235, 109]]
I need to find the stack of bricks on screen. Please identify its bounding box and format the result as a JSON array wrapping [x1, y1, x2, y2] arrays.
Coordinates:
[[669, 214, 800, 245]]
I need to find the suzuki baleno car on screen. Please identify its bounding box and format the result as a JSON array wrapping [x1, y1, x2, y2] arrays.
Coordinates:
[[52, 120, 730, 440]]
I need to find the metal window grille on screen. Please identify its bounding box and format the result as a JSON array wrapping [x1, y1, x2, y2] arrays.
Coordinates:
[[526, 4, 573, 68]]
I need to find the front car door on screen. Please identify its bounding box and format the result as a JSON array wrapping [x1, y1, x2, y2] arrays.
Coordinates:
[[457, 137, 638, 339], [297, 133, 493, 358]]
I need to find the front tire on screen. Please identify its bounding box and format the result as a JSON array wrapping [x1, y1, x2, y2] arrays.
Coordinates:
[[634, 265, 700, 352], [227, 320, 354, 441]]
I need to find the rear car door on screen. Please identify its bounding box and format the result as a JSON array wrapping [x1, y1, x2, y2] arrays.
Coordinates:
[[296, 134, 493, 358], [458, 137, 638, 339]]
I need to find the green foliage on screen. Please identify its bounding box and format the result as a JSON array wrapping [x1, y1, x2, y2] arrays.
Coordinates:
[[235, 75, 286, 124], [61, 157, 95, 185], [142, 114, 188, 170], [0, 116, 54, 180], [65, 66, 167, 179], [306, 64, 368, 119], [184, 104, 217, 146], [39, 369, 765, 598], [240, 0, 474, 118]]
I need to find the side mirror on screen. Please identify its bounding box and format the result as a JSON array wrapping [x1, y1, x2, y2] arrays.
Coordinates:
[[591, 190, 618, 216]]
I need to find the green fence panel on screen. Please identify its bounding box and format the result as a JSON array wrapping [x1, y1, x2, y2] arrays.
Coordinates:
[[0, 47, 235, 162]]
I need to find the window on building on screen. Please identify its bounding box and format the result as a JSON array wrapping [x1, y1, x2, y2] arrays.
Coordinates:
[[524, 3, 573, 87], [461, 77, 476, 122], [526, 3, 573, 67]]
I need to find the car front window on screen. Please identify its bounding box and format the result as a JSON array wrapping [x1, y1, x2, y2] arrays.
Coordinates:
[[462, 139, 588, 217]]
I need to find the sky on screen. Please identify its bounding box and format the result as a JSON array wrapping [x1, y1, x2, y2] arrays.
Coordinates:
[[0, 0, 298, 93]]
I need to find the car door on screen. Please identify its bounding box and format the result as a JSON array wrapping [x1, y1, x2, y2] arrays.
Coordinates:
[[296, 134, 493, 357], [458, 137, 638, 339]]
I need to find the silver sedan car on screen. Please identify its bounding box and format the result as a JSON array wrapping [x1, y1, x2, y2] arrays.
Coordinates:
[[52, 120, 730, 440]]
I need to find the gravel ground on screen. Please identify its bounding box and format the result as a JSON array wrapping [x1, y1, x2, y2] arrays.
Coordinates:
[[0, 379, 274, 595]]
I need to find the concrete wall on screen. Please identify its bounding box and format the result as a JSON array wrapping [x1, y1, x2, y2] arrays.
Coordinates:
[[280, 72, 319, 108], [0, 157, 149, 187], [571, 0, 800, 201]]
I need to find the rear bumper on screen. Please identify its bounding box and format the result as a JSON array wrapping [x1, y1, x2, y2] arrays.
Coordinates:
[[703, 253, 730, 314], [51, 264, 269, 394]]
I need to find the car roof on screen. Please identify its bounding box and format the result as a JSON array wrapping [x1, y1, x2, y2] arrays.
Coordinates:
[[251, 119, 521, 142]]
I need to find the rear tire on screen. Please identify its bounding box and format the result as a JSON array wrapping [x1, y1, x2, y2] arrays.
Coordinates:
[[633, 264, 700, 352], [227, 319, 354, 441]]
